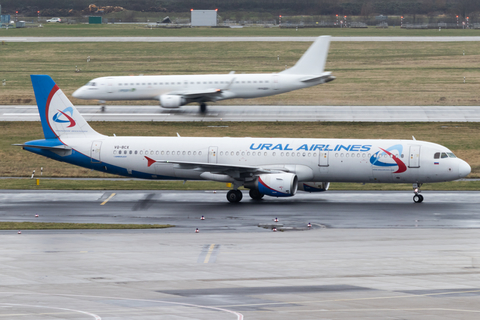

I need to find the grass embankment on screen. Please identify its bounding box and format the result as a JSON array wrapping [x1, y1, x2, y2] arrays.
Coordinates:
[[1, 23, 479, 37], [1, 41, 479, 106], [0, 222, 173, 230], [2, 121, 479, 180]]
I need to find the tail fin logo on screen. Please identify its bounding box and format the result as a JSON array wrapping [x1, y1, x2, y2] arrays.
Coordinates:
[[52, 107, 76, 128]]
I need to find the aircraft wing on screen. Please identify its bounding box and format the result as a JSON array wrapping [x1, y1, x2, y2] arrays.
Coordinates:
[[167, 78, 236, 100], [145, 156, 280, 175]]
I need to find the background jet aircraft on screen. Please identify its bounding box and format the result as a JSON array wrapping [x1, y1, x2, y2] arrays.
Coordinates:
[[18, 75, 471, 203], [72, 36, 335, 112]]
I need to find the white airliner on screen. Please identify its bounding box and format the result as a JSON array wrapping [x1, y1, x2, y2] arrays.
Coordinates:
[[19, 75, 471, 203], [72, 36, 335, 112]]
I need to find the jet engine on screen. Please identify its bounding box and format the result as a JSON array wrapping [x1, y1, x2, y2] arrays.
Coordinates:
[[297, 182, 330, 192], [159, 94, 186, 108], [245, 173, 298, 197]]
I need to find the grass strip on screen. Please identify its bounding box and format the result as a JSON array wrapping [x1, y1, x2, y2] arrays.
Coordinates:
[[0, 222, 173, 230]]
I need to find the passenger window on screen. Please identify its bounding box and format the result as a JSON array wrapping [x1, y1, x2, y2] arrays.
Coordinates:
[[231, 151, 234, 156], [177, 151, 180, 155], [113, 150, 117, 154], [286, 152, 290, 156], [220, 151, 223, 156], [135, 150, 138, 155], [140, 151, 143, 155], [193, 151, 197, 155], [241, 151, 245, 156], [155, 151, 159, 155], [264, 152, 268, 156], [236, 151, 240, 156], [188, 151, 191, 155], [130, 150, 133, 154], [119, 83, 122, 86], [182, 151, 186, 155], [247, 152, 250, 156], [273, 152, 276, 156], [166, 151, 170, 155], [161, 151, 165, 155], [252, 152, 256, 156], [281, 152, 284, 156], [199, 151, 202, 155]]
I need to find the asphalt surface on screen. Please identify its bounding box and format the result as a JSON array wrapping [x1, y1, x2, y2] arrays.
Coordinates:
[[1, 190, 480, 319], [3, 105, 480, 122], [2, 36, 480, 42]]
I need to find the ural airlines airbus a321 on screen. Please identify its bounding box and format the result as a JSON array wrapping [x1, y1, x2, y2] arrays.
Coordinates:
[[19, 75, 470, 203], [72, 36, 335, 112]]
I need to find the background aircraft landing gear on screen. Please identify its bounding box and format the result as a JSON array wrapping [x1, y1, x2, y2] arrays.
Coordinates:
[[227, 190, 243, 203], [412, 183, 424, 203], [99, 100, 106, 112], [200, 103, 207, 113], [249, 189, 264, 200]]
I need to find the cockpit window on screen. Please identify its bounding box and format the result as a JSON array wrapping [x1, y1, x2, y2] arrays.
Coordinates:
[[86, 82, 96, 87], [441, 152, 448, 158], [434, 152, 440, 159], [447, 152, 457, 158]]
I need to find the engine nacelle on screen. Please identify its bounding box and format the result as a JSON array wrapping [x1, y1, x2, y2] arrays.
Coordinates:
[[159, 94, 186, 108], [297, 182, 330, 192], [246, 173, 298, 197]]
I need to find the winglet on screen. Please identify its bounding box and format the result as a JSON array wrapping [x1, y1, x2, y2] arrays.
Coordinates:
[[145, 156, 156, 167]]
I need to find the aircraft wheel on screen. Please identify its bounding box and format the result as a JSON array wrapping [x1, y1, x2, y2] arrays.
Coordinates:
[[200, 103, 207, 113], [249, 189, 264, 200], [413, 194, 423, 203], [101, 105, 106, 112], [227, 190, 242, 203]]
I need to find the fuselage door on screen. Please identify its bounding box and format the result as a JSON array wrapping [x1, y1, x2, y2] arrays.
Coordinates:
[[208, 146, 218, 164], [272, 74, 279, 90], [106, 78, 115, 93], [90, 141, 102, 163], [409, 145, 421, 168], [318, 151, 329, 167]]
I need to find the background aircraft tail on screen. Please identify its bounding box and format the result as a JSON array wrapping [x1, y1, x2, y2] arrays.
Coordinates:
[[280, 35, 331, 75], [31, 75, 103, 140]]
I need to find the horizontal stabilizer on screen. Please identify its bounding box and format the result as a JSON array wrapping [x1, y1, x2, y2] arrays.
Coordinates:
[[13, 143, 72, 150], [300, 73, 336, 83]]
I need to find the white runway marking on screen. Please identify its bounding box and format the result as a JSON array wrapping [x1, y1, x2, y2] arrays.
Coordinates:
[[0, 292, 244, 320], [0, 303, 101, 319]]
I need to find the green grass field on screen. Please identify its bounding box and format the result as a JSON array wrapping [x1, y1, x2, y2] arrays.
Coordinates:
[[1, 23, 479, 37], [1, 40, 479, 106]]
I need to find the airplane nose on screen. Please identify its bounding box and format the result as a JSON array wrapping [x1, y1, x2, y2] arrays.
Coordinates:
[[458, 160, 471, 178], [72, 87, 83, 98]]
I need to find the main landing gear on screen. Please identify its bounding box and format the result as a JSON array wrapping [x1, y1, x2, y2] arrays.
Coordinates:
[[99, 100, 106, 112], [249, 188, 264, 200], [227, 189, 243, 203], [227, 189, 265, 203], [199, 102, 207, 113], [413, 183, 424, 203]]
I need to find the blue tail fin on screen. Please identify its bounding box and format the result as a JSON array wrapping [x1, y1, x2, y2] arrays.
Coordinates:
[[30, 75, 102, 140]]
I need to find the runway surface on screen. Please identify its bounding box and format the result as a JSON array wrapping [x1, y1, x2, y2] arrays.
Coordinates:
[[1, 190, 480, 319], [2, 105, 479, 122], [2, 36, 480, 42]]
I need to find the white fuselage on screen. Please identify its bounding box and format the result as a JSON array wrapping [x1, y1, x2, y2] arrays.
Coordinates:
[[72, 73, 328, 103], [52, 136, 470, 184]]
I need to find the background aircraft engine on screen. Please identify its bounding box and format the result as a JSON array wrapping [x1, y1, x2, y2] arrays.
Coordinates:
[[253, 173, 298, 197], [297, 182, 330, 192], [159, 94, 186, 108]]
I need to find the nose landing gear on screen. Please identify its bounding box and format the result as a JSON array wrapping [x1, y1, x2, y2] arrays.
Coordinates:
[[413, 183, 424, 203], [200, 102, 207, 113]]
